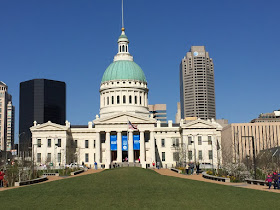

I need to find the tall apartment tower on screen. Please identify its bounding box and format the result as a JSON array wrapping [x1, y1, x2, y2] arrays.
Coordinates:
[[180, 46, 216, 120], [0, 81, 15, 151], [19, 79, 66, 152]]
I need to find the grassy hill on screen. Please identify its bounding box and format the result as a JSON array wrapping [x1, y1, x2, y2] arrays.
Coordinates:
[[1, 168, 280, 209]]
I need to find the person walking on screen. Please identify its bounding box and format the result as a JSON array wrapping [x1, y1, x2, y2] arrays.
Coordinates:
[[0, 169, 4, 188], [272, 171, 279, 189], [152, 161, 155, 169], [156, 161, 160, 169], [266, 173, 273, 189], [94, 161, 97, 170]]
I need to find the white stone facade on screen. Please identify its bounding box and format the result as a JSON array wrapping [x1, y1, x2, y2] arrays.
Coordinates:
[[31, 117, 222, 169]]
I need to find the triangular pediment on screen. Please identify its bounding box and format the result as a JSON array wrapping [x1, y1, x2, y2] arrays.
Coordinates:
[[30, 121, 68, 131], [182, 119, 219, 129], [93, 112, 156, 125]]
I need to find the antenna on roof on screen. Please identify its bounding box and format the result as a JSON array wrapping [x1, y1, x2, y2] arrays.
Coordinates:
[[122, 0, 125, 30]]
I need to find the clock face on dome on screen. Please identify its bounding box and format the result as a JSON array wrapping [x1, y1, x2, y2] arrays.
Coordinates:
[[194, 51, 198, 56]]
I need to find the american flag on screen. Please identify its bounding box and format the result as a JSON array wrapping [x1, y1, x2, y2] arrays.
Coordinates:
[[128, 121, 138, 130]]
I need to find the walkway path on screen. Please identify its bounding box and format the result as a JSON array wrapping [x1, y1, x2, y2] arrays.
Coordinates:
[[0, 169, 104, 192], [154, 169, 280, 194]]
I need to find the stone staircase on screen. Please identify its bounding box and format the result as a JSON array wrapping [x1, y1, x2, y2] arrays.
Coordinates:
[[111, 162, 141, 168]]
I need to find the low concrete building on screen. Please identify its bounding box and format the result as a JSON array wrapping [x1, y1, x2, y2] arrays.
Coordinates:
[[221, 122, 280, 164]]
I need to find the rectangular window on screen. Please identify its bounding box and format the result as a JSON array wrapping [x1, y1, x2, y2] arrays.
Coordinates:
[[94, 153, 96, 162], [85, 153, 89, 162], [37, 153, 41, 163], [37, 139, 41, 147], [135, 96, 137, 104], [112, 96, 114, 104], [188, 136, 192, 145], [94, 140, 96, 148], [161, 139, 165, 147], [47, 153, 51, 162], [208, 136, 212, 145], [57, 139, 61, 147], [209, 150, 213, 160], [162, 152, 165, 161], [188, 151, 192, 160], [198, 136, 202, 145], [85, 140, 89, 148], [199, 150, 202, 160], [117, 96, 120, 104], [48, 139, 51, 147], [129, 96, 132, 104], [173, 152, 179, 161], [75, 140, 78, 148], [58, 153, 61, 163], [107, 97, 109, 105], [176, 138, 179, 147]]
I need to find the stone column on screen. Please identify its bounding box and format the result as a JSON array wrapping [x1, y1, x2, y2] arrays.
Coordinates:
[[105, 132, 111, 169], [140, 131, 145, 167], [150, 131, 155, 163], [128, 131, 133, 163], [117, 131, 122, 162], [96, 132, 101, 165]]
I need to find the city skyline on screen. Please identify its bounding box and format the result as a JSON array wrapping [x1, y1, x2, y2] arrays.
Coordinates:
[[1, 0, 280, 142]]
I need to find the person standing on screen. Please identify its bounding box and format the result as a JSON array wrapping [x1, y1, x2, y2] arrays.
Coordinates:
[[0, 169, 4, 188], [186, 164, 189, 175], [156, 161, 160, 169], [266, 173, 273, 189], [273, 171, 279, 189], [94, 161, 97, 170], [152, 161, 155, 169], [190, 162, 194, 175], [196, 162, 200, 175]]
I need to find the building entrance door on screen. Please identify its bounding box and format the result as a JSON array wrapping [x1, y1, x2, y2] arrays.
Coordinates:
[[134, 150, 140, 162], [122, 151, 128, 162], [111, 151, 117, 161]]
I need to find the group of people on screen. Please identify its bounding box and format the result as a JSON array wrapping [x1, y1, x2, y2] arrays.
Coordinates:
[[186, 162, 200, 175], [0, 169, 5, 188], [152, 161, 161, 169], [266, 171, 280, 189]]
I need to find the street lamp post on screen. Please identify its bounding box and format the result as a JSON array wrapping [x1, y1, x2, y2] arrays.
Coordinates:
[[242, 136, 257, 179]]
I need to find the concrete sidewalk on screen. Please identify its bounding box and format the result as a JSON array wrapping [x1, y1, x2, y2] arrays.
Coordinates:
[[154, 169, 280, 194], [0, 169, 104, 192]]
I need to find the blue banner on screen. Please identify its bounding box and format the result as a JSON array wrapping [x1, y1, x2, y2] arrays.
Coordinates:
[[133, 135, 140, 150], [110, 135, 117, 151], [122, 135, 128, 151]]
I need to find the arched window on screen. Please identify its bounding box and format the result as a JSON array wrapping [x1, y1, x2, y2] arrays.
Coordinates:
[[126, 46, 128, 52], [123, 95, 126, 104], [120, 46, 121, 52], [112, 96, 114, 104], [129, 96, 132, 104], [140, 96, 142, 105], [135, 96, 137, 104], [122, 45, 125, 52], [107, 97, 109, 105], [117, 96, 120, 104]]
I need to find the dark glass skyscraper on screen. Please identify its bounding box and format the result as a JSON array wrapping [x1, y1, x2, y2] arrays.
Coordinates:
[[19, 79, 66, 152]]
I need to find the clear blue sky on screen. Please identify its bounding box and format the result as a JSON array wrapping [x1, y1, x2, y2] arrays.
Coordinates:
[[1, 0, 280, 139]]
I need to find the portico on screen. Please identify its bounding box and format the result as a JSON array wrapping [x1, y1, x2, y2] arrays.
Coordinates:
[[93, 112, 156, 168]]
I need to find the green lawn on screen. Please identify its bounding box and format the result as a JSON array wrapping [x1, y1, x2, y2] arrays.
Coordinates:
[[0, 168, 279, 209]]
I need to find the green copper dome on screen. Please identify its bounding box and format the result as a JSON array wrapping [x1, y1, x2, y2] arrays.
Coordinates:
[[101, 60, 147, 83]]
